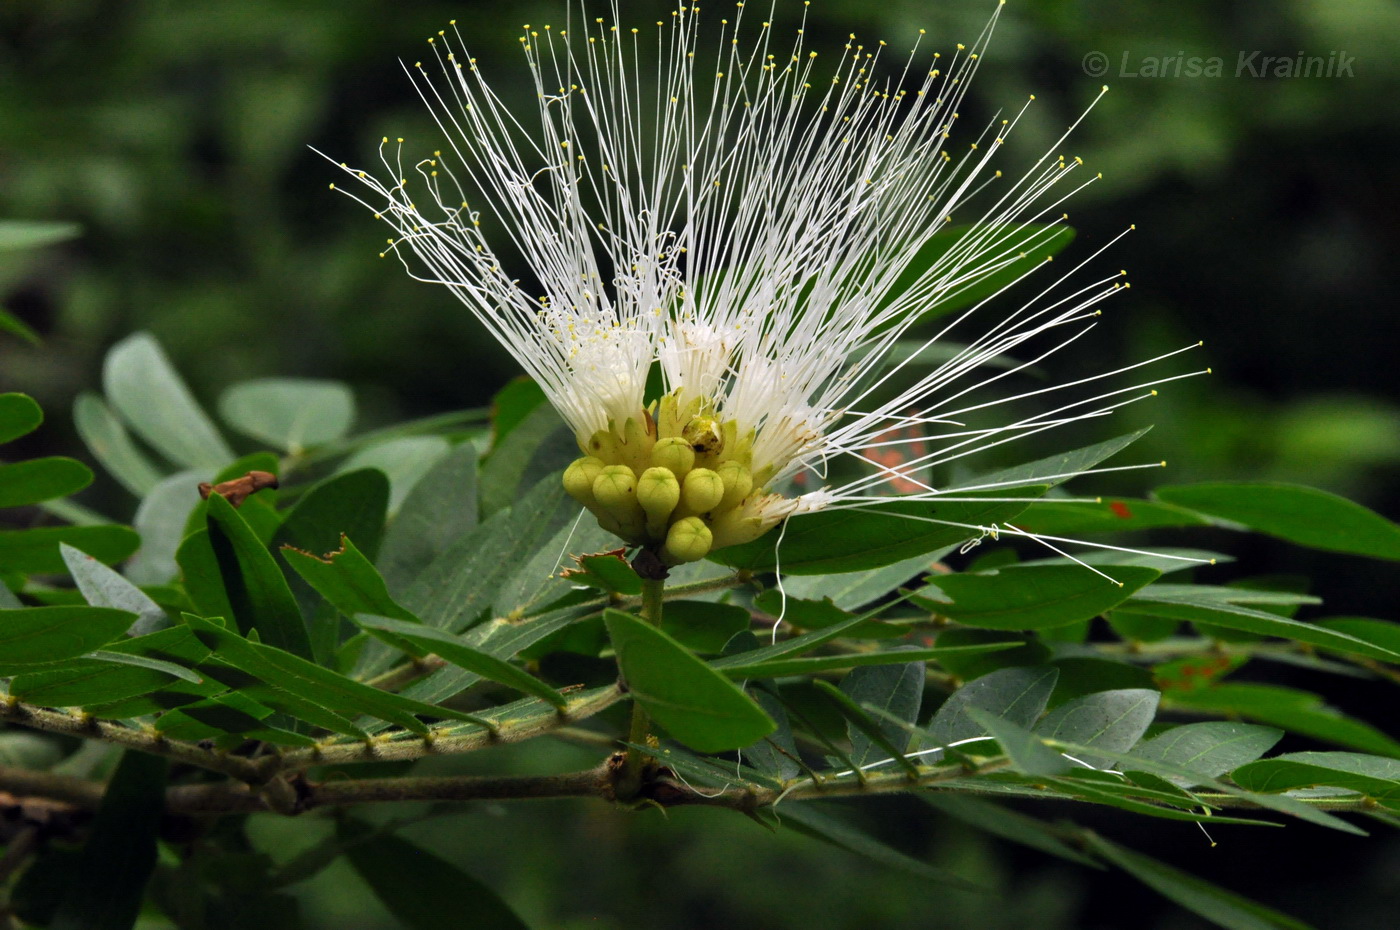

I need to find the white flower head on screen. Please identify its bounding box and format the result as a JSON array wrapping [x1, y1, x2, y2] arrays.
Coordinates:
[[327, 1, 1206, 570]]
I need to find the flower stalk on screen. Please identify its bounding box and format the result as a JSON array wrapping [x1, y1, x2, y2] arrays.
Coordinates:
[[617, 574, 667, 801]]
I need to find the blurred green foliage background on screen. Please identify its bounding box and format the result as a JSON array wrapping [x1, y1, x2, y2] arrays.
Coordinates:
[[2, 0, 1398, 927]]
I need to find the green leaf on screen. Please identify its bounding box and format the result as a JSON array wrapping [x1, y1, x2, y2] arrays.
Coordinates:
[[0, 392, 43, 445], [604, 608, 774, 753], [660, 599, 749, 653], [1230, 753, 1400, 800], [1047, 658, 1156, 708], [836, 659, 924, 769], [1034, 688, 1160, 765], [782, 551, 939, 609], [102, 332, 233, 470], [888, 223, 1077, 324], [219, 378, 355, 452], [923, 564, 1160, 630], [0, 457, 92, 508], [927, 665, 1059, 748], [1082, 833, 1314, 930], [281, 535, 415, 622], [778, 803, 977, 889], [377, 440, 479, 592], [490, 376, 549, 444], [401, 475, 572, 633], [1130, 722, 1283, 780], [719, 642, 1018, 680], [342, 436, 450, 515], [183, 614, 483, 734], [273, 468, 390, 562], [72, 393, 164, 497], [127, 472, 201, 585], [712, 490, 1047, 575], [354, 615, 567, 707], [1312, 616, 1400, 658], [395, 605, 590, 709], [0, 219, 81, 252], [0, 307, 40, 344], [920, 794, 1100, 867], [559, 551, 643, 596], [0, 732, 63, 769], [50, 751, 166, 930], [1155, 481, 1400, 561], [951, 429, 1151, 492], [0, 606, 134, 665], [1135, 583, 1321, 608], [965, 707, 1072, 775], [1014, 497, 1211, 535], [1165, 684, 1400, 758], [339, 819, 532, 930], [60, 543, 166, 635], [1115, 596, 1400, 663], [491, 518, 618, 617], [205, 492, 312, 659], [480, 399, 572, 516], [0, 525, 138, 574]]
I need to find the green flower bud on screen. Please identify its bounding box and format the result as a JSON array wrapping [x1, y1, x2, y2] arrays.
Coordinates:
[[680, 467, 724, 516], [563, 456, 605, 507], [637, 466, 681, 540], [715, 460, 753, 511], [662, 515, 713, 564], [651, 437, 696, 476], [592, 464, 644, 541]]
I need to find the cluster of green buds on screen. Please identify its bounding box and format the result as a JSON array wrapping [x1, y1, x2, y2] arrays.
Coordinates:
[[563, 392, 789, 567]]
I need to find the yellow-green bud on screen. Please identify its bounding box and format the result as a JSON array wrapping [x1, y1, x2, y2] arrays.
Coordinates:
[[563, 456, 605, 507], [592, 465, 644, 541], [682, 415, 724, 454], [715, 460, 753, 511], [708, 505, 769, 550], [662, 516, 713, 564], [637, 466, 681, 540], [680, 467, 724, 516], [651, 437, 696, 476]]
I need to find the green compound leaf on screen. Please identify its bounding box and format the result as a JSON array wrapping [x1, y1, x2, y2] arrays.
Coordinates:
[[1130, 722, 1283, 781], [951, 429, 1150, 492], [0, 219, 81, 252], [9, 625, 213, 708], [72, 392, 165, 497], [927, 665, 1059, 749], [833, 659, 924, 770], [273, 468, 390, 562], [920, 794, 1101, 868], [205, 492, 312, 660], [922, 564, 1160, 630], [281, 534, 415, 622], [342, 436, 450, 515], [1082, 833, 1315, 930], [0, 525, 139, 574], [717, 642, 1020, 680], [604, 608, 774, 753], [1155, 481, 1400, 561], [1230, 752, 1400, 802], [49, 751, 166, 930], [0, 457, 93, 508], [339, 819, 532, 930], [183, 614, 484, 735], [0, 393, 43, 445], [1014, 497, 1211, 535], [0, 606, 135, 666], [376, 440, 479, 592], [102, 331, 233, 470], [1164, 683, 1400, 758], [355, 615, 567, 708], [1033, 688, 1160, 765], [660, 599, 748, 653], [219, 377, 355, 452], [711, 489, 1047, 575], [965, 707, 1072, 776], [1115, 595, 1400, 663], [61, 543, 167, 635]]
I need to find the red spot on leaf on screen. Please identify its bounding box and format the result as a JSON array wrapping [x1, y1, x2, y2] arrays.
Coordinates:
[[1109, 500, 1133, 519]]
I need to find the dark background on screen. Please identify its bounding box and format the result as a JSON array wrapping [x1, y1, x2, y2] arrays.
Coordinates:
[[2, 1, 1397, 927]]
